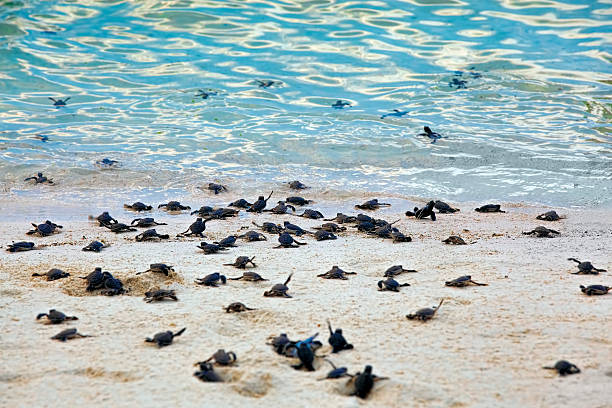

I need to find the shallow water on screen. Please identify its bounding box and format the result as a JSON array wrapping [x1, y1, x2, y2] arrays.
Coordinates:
[[0, 0, 611, 207]]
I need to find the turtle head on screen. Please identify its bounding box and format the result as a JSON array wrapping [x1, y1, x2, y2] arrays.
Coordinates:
[[364, 365, 373, 374]]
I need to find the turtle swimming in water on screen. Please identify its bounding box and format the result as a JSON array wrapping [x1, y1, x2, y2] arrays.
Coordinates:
[[195, 272, 227, 287], [37, 309, 78, 324], [144, 289, 178, 303], [202, 349, 237, 366], [27, 220, 63, 236], [95, 158, 119, 169], [7, 241, 36, 252], [445, 275, 487, 287], [145, 328, 186, 347], [158, 201, 190, 212], [197, 242, 229, 254], [275, 232, 307, 248], [247, 191, 273, 212], [383, 265, 417, 277], [434, 200, 460, 213], [377, 277, 410, 292], [207, 183, 228, 194], [195, 89, 218, 99], [238, 230, 267, 242], [286, 196, 313, 206], [568, 258, 606, 275], [380, 109, 407, 119], [442, 236, 468, 245], [131, 217, 167, 228], [314, 230, 337, 241], [228, 198, 252, 209], [327, 320, 353, 353], [224, 256, 256, 269], [355, 199, 391, 211], [124, 202, 152, 212], [180, 217, 210, 237], [406, 200, 436, 221], [543, 360, 580, 376], [228, 271, 268, 282], [24, 172, 54, 184], [317, 266, 356, 280], [418, 126, 442, 143], [51, 328, 92, 342], [48, 96, 70, 107], [193, 362, 223, 383], [579, 285, 610, 296], [82, 240, 107, 252], [289, 180, 308, 190], [449, 77, 468, 89], [523, 226, 560, 238], [331, 100, 351, 109], [536, 210, 565, 221], [263, 273, 293, 298], [135, 229, 170, 242], [32, 268, 70, 281], [137, 263, 175, 276], [256, 79, 278, 88], [406, 299, 444, 321], [224, 302, 256, 313], [475, 204, 505, 213]]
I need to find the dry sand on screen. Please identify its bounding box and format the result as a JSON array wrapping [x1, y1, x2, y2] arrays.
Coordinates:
[[1, 197, 611, 408]]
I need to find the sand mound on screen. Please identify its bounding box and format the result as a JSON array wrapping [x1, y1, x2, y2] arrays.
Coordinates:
[[61, 271, 184, 297], [230, 370, 272, 397]]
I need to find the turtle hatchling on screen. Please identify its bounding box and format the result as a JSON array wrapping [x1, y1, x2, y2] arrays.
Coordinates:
[[434, 200, 459, 213], [536, 210, 565, 221], [180, 217, 210, 237], [124, 202, 152, 211], [327, 320, 353, 353], [225, 302, 256, 313], [145, 328, 186, 347], [195, 272, 227, 287], [286, 196, 312, 206], [203, 349, 237, 366], [380, 109, 407, 119], [27, 220, 62, 236], [247, 191, 273, 212], [267, 201, 296, 214], [229, 199, 252, 209], [355, 199, 391, 211], [24, 172, 54, 184], [197, 242, 229, 254], [377, 277, 410, 292], [80, 267, 106, 291], [252, 221, 284, 233], [314, 223, 346, 233], [7, 241, 36, 252], [323, 213, 357, 223], [207, 183, 227, 194], [406, 200, 436, 221], [332, 100, 351, 109], [91, 211, 117, 226], [135, 229, 169, 242], [475, 204, 505, 213], [224, 256, 256, 269], [383, 265, 417, 277], [317, 266, 355, 280], [568, 258, 606, 275], [37, 309, 78, 324], [144, 289, 178, 303], [214, 235, 238, 248], [442, 236, 467, 245], [138, 263, 175, 276], [49, 96, 70, 106], [51, 328, 92, 342], [319, 360, 350, 380], [82, 241, 107, 252], [256, 79, 277, 88], [289, 180, 308, 190], [194, 362, 223, 382], [158, 201, 190, 212], [228, 271, 268, 282], [263, 274, 293, 298], [298, 209, 324, 219], [314, 230, 337, 241], [580, 285, 610, 296], [543, 360, 580, 376], [523, 226, 559, 238], [418, 126, 442, 143], [406, 299, 444, 321], [104, 223, 137, 233], [239, 230, 267, 242], [32, 268, 70, 281], [275, 232, 306, 248], [131, 217, 167, 228], [445, 275, 487, 287]]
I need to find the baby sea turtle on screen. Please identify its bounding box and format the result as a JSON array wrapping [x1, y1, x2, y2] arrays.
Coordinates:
[[91, 211, 117, 226], [229, 198, 252, 209], [228, 271, 268, 282], [263, 273, 293, 298], [445, 275, 487, 287], [475, 204, 505, 213], [434, 200, 460, 213], [84, 239, 108, 251], [195, 272, 227, 286], [247, 191, 273, 212], [449, 77, 467, 89], [355, 199, 391, 211], [137, 263, 175, 276], [180, 217, 210, 237], [208, 207, 239, 219], [158, 201, 191, 212], [327, 320, 353, 353], [568, 258, 607, 275], [406, 200, 436, 221], [104, 223, 137, 233], [37, 309, 78, 324], [7, 241, 36, 252], [292, 342, 316, 371], [197, 242, 229, 254], [536, 210, 565, 221], [275, 232, 306, 248], [194, 362, 223, 382], [332, 100, 351, 109], [214, 235, 238, 248], [442, 236, 467, 245], [135, 229, 169, 242], [324, 213, 357, 223], [124, 201, 152, 211], [267, 201, 296, 214], [95, 158, 119, 168], [298, 209, 324, 219], [203, 349, 237, 366], [51, 328, 92, 342], [289, 180, 308, 190], [256, 79, 277, 88], [224, 256, 256, 269], [314, 230, 337, 241], [239, 230, 267, 241], [283, 221, 311, 236], [225, 302, 256, 312], [347, 365, 387, 399], [195, 89, 218, 99], [319, 360, 351, 380], [523, 226, 560, 238], [144, 289, 178, 303], [286, 196, 312, 206], [80, 267, 106, 291], [543, 360, 580, 376], [32, 268, 70, 281], [131, 217, 167, 228], [406, 299, 444, 321], [208, 183, 228, 194], [145, 327, 186, 347], [383, 265, 417, 277], [418, 126, 442, 143], [377, 277, 410, 292], [391, 231, 412, 243], [318, 266, 355, 280], [380, 109, 408, 119], [191, 206, 213, 216], [49, 96, 70, 106], [267, 333, 291, 354], [314, 223, 346, 233], [100, 272, 126, 296], [24, 172, 54, 184], [252, 221, 284, 233], [580, 285, 610, 296], [27, 220, 63, 236]]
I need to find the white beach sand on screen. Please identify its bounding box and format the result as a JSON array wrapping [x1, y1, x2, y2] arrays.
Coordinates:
[[1, 195, 611, 408]]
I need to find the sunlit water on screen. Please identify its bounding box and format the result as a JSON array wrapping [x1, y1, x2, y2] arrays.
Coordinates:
[[0, 0, 611, 208]]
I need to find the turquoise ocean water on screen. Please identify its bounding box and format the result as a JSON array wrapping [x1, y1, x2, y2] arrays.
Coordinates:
[[0, 0, 611, 208]]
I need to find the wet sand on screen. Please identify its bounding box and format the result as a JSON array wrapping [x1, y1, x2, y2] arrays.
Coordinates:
[[1, 197, 611, 407]]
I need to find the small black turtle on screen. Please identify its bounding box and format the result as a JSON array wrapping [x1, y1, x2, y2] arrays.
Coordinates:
[[256, 79, 277, 88], [208, 183, 228, 194], [313, 223, 346, 233], [355, 199, 391, 211], [380, 109, 408, 119], [131, 217, 167, 228], [247, 191, 273, 212], [286, 196, 312, 206], [267, 201, 296, 214], [208, 207, 239, 219], [391, 231, 412, 243], [568, 258, 606, 275], [283, 221, 310, 236], [377, 277, 410, 292], [49, 96, 70, 107], [434, 200, 459, 213], [144, 289, 178, 303], [104, 223, 137, 233], [124, 202, 152, 212], [332, 100, 351, 109], [239, 230, 267, 241], [138, 263, 175, 276], [298, 209, 324, 219], [445, 275, 487, 287], [27, 220, 63, 236], [51, 328, 92, 342], [190, 206, 214, 216], [135, 229, 169, 242], [80, 267, 106, 291], [91, 211, 117, 226], [267, 333, 291, 354], [289, 180, 308, 190], [275, 232, 306, 248], [443, 236, 467, 245], [195, 89, 218, 99], [37, 309, 78, 324], [203, 349, 237, 366], [418, 126, 442, 143], [7, 241, 36, 252], [158, 201, 191, 212], [101, 272, 126, 296], [225, 302, 256, 312], [406, 200, 436, 221], [195, 272, 227, 287], [318, 360, 351, 380], [145, 327, 186, 347], [228, 199, 252, 209], [214, 235, 238, 248], [383, 265, 417, 277], [224, 256, 256, 269], [323, 213, 357, 223], [406, 299, 444, 321], [475, 204, 505, 213], [95, 158, 119, 168], [348, 365, 376, 399], [228, 271, 268, 282], [292, 342, 316, 371], [580, 285, 610, 296], [32, 268, 70, 281], [180, 217, 210, 237], [523, 226, 560, 238], [314, 230, 337, 241], [536, 210, 564, 221], [194, 362, 223, 382], [327, 320, 353, 353], [197, 242, 229, 254], [24, 172, 54, 184], [252, 221, 284, 234], [318, 266, 355, 280], [263, 273, 293, 297], [449, 77, 468, 89], [543, 360, 580, 376]]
